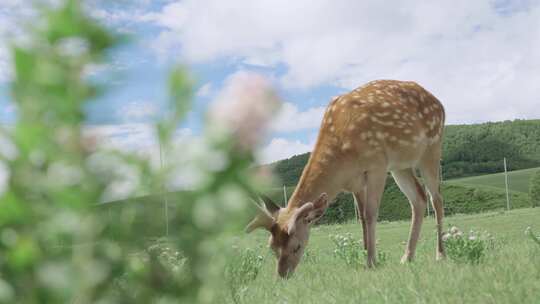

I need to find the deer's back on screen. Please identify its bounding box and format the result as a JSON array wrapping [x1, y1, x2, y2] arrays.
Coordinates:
[[316, 80, 445, 170]]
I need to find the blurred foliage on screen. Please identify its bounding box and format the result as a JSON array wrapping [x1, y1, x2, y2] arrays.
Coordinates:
[[0, 1, 270, 302], [530, 170, 540, 208]]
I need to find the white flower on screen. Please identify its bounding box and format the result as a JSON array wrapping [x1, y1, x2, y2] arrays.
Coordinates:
[[0, 161, 10, 196], [468, 235, 477, 241], [450, 226, 460, 234], [47, 161, 83, 187], [209, 72, 281, 151], [0, 132, 18, 161], [442, 233, 451, 241]]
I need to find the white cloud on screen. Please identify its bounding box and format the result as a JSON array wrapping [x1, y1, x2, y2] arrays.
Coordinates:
[[118, 100, 160, 123], [271, 102, 325, 132], [143, 0, 540, 124], [257, 137, 314, 164], [195, 82, 213, 98], [83, 123, 192, 164]]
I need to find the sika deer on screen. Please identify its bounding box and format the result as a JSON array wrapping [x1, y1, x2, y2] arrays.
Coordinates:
[[246, 80, 446, 278]]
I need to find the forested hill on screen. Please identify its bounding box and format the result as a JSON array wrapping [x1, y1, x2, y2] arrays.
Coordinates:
[[270, 119, 540, 186]]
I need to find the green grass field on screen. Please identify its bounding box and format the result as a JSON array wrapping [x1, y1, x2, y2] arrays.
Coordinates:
[[227, 208, 540, 303], [447, 167, 540, 193]]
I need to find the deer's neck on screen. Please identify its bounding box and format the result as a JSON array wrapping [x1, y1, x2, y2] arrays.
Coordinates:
[[287, 148, 342, 208]]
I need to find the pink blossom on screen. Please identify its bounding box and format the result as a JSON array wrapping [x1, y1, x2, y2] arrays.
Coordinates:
[[209, 72, 281, 151]]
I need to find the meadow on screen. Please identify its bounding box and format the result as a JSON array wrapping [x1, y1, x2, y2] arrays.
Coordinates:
[[448, 167, 540, 194], [226, 208, 540, 304]]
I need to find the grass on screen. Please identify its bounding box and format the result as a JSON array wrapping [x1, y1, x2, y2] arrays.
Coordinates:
[[447, 167, 540, 193], [226, 207, 540, 303]]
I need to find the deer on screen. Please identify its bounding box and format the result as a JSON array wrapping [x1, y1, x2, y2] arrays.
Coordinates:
[[246, 80, 446, 278]]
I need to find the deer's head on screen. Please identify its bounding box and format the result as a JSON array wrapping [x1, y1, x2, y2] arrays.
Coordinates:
[[245, 193, 329, 278]]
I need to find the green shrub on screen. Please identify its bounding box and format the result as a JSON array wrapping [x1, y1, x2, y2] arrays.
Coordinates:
[[442, 226, 495, 264], [525, 227, 540, 247], [330, 233, 387, 267], [225, 247, 265, 303], [331, 233, 363, 266]]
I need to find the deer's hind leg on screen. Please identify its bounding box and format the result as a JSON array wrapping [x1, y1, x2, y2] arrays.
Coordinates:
[[418, 145, 446, 260], [391, 168, 428, 263]]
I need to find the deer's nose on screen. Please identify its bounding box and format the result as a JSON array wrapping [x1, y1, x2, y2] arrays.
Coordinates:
[[277, 257, 293, 279]]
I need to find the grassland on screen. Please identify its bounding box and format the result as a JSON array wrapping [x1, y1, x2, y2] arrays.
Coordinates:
[[227, 208, 540, 304], [447, 167, 540, 193]]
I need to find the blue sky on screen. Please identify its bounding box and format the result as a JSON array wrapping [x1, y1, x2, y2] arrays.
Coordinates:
[[1, 0, 540, 163]]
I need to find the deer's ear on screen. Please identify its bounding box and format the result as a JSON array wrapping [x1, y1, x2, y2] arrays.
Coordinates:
[[305, 193, 329, 224], [287, 203, 314, 235], [286, 192, 330, 234]]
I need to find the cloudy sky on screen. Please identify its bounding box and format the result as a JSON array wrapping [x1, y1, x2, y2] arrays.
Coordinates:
[[1, 0, 539, 163]]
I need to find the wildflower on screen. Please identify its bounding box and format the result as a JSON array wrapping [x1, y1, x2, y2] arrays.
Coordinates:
[[442, 233, 451, 241], [450, 226, 460, 234]]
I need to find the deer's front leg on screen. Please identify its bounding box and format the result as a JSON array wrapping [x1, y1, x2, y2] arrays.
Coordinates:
[[353, 190, 368, 251], [364, 168, 387, 268]]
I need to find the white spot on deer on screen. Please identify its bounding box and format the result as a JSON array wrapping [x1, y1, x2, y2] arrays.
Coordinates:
[[392, 114, 400, 119], [404, 129, 412, 134], [376, 132, 385, 139], [329, 126, 335, 132], [381, 102, 390, 108], [360, 132, 368, 140], [353, 104, 359, 109], [423, 107, 430, 114], [342, 142, 352, 151]]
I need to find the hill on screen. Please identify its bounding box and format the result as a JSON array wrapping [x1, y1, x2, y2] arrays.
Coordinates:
[[269, 119, 540, 186], [263, 179, 531, 224], [448, 167, 540, 193]]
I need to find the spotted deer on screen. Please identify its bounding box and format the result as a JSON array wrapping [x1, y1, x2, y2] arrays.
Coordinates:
[[246, 80, 446, 278]]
